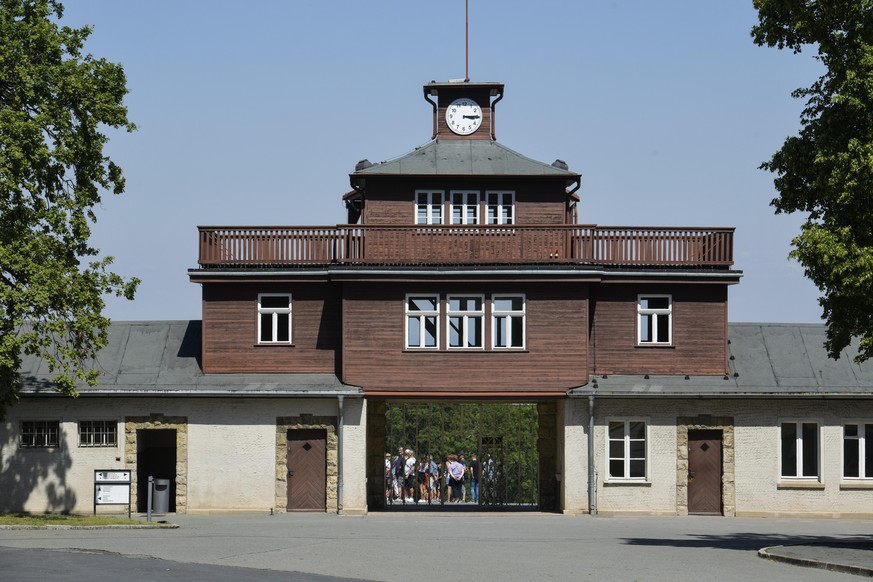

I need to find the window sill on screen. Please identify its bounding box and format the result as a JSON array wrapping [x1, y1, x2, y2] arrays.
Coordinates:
[[840, 481, 873, 490], [777, 480, 824, 490], [603, 480, 651, 487], [254, 343, 295, 347], [635, 344, 674, 349], [402, 349, 530, 354]]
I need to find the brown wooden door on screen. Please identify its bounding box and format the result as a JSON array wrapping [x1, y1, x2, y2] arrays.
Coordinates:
[[287, 429, 326, 512], [687, 430, 722, 515]]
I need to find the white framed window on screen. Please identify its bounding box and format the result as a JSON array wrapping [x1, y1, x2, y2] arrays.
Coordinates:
[[486, 191, 515, 225], [450, 191, 480, 225], [416, 190, 444, 225], [492, 294, 525, 349], [258, 293, 292, 344], [637, 295, 672, 345], [79, 420, 118, 448], [406, 294, 439, 349], [843, 422, 873, 479], [20, 420, 60, 448], [780, 421, 820, 479], [607, 420, 647, 480], [447, 295, 484, 348]]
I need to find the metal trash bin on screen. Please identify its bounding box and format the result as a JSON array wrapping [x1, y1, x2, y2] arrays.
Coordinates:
[[152, 478, 171, 513]]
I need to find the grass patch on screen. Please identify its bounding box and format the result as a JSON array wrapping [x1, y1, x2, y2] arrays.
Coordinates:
[[0, 513, 151, 526]]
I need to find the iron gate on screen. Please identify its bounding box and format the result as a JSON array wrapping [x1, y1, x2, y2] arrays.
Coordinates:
[[383, 403, 539, 509]]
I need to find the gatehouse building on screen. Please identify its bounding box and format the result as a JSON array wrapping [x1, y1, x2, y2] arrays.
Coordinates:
[[4, 77, 873, 518]]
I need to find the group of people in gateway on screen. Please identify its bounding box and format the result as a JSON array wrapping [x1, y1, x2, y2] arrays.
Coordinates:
[[384, 448, 500, 505]]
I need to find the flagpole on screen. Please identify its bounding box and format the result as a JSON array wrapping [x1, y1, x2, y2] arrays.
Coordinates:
[[465, 0, 469, 82]]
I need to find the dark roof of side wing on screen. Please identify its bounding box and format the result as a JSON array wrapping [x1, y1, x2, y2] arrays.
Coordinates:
[[18, 321, 361, 397]]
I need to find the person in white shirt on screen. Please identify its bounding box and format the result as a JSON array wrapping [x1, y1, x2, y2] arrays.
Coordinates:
[[404, 449, 416, 502]]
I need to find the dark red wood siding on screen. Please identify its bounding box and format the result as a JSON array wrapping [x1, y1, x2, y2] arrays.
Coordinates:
[[201, 282, 339, 373], [341, 282, 588, 393], [590, 283, 729, 375], [436, 87, 494, 140], [361, 178, 569, 226]]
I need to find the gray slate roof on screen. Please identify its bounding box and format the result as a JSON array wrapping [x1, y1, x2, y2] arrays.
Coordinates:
[[18, 321, 361, 398], [571, 323, 873, 398], [18, 321, 873, 399], [352, 140, 580, 177]]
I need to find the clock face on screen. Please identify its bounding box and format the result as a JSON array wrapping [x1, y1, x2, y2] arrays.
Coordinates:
[[445, 97, 482, 136]]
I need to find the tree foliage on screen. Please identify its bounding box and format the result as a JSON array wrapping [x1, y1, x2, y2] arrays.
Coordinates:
[[752, 1, 873, 361], [0, 0, 138, 416], [385, 403, 539, 504]]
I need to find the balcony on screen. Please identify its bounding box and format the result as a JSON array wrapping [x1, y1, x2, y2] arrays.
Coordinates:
[[197, 225, 734, 269]]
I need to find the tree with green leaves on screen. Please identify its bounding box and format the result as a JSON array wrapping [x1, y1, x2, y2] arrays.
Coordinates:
[[752, 1, 873, 362], [0, 0, 138, 416]]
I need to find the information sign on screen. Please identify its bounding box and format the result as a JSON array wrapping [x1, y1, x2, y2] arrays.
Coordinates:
[[94, 469, 132, 517]]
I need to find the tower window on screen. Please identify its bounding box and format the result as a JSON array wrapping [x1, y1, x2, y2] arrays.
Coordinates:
[[416, 191, 444, 225]]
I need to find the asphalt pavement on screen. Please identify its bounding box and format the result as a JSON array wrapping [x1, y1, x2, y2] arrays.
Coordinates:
[[1, 512, 872, 581]]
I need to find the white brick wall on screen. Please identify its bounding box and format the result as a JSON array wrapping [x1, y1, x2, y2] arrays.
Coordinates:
[[583, 398, 873, 517], [0, 396, 367, 515], [5, 394, 872, 517]]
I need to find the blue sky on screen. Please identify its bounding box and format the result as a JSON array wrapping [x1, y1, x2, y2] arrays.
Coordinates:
[[62, 1, 825, 323]]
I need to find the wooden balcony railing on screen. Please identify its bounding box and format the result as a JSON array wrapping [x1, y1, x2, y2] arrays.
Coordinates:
[[197, 225, 734, 268]]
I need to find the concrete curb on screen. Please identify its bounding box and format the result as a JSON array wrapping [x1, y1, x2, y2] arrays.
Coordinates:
[[759, 545, 873, 577], [0, 523, 179, 530]]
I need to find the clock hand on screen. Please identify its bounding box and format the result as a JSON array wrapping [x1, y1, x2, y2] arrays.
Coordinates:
[[462, 114, 481, 120]]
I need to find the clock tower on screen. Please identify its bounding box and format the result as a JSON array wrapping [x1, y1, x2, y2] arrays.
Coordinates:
[[424, 81, 504, 141]]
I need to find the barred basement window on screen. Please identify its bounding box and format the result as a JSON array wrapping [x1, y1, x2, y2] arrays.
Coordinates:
[[79, 420, 118, 448], [20, 420, 60, 448]]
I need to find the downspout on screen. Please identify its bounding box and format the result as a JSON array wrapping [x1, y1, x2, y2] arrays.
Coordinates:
[[337, 395, 345, 515], [424, 91, 438, 140], [588, 392, 597, 515], [490, 90, 504, 141]]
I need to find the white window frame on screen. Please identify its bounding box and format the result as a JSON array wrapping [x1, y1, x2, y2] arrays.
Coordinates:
[[415, 190, 444, 225], [842, 422, 873, 480], [78, 420, 118, 448], [450, 191, 480, 225], [257, 293, 292, 344], [780, 420, 820, 480], [405, 294, 440, 349], [606, 419, 648, 481], [20, 420, 60, 449], [486, 191, 515, 225], [492, 294, 526, 349], [637, 294, 672, 345], [447, 294, 485, 349]]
